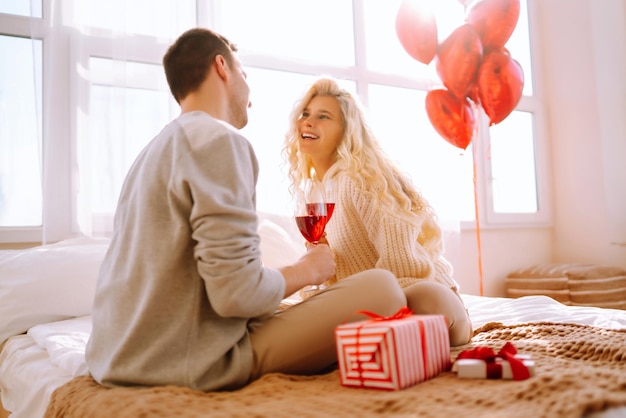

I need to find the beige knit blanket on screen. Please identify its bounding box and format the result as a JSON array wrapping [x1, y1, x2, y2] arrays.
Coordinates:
[[44, 322, 626, 418]]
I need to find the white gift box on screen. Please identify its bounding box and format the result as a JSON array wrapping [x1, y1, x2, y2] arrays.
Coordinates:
[[454, 354, 536, 379], [335, 313, 451, 390]]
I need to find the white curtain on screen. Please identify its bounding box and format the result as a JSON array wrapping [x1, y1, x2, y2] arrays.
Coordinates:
[[35, 0, 193, 240]]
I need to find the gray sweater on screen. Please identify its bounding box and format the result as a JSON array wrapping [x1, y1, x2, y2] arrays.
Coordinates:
[[85, 111, 285, 391]]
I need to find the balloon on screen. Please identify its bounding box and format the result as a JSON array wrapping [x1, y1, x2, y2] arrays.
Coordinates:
[[467, 82, 480, 104], [395, 0, 438, 65], [425, 89, 475, 150], [477, 49, 524, 125], [465, 0, 520, 50], [435, 24, 483, 100]]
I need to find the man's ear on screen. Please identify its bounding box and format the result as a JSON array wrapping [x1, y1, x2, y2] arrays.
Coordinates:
[[214, 55, 229, 80]]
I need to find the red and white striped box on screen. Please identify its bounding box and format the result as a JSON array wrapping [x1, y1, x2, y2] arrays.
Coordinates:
[[335, 313, 451, 390]]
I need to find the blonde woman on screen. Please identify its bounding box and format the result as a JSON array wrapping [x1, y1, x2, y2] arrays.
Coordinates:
[[284, 77, 472, 346]]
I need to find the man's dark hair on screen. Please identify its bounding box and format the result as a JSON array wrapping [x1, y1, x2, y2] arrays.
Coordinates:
[[163, 28, 238, 104]]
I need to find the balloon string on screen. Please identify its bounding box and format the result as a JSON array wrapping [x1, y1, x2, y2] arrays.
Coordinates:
[[471, 106, 484, 296], [461, 0, 483, 295]]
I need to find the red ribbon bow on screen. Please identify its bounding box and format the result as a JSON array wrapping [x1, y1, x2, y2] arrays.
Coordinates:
[[350, 306, 416, 385], [357, 306, 414, 321], [456, 342, 531, 381]]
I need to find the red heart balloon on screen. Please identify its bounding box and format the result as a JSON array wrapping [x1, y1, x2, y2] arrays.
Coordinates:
[[395, 0, 438, 65], [477, 49, 524, 125], [425, 89, 475, 150], [465, 0, 520, 50], [466, 82, 480, 105], [435, 23, 483, 100]]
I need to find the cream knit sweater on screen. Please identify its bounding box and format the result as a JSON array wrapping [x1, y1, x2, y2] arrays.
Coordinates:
[[319, 164, 459, 292]]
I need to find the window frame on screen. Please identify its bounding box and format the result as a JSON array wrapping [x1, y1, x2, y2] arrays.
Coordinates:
[[475, 0, 552, 229]]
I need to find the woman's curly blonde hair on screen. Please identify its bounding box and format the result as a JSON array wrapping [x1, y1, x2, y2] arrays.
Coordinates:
[[282, 76, 438, 224]]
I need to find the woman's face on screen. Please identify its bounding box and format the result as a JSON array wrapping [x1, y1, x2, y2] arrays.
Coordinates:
[[297, 95, 344, 163]]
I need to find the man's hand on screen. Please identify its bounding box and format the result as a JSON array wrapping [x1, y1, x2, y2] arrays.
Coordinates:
[[279, 243, 335, 297]]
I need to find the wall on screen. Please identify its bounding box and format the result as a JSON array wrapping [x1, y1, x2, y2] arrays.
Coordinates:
[[538, 0, 626, 267], [451, 228, 552, 297]]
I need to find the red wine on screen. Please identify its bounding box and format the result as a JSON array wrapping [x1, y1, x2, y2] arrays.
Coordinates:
[[326, 202, 335, 220], [296, 215, 327, 243]]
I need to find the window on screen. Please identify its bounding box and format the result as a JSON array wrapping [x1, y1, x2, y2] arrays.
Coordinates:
[[80, 58, 176, 232], [0, 1, 42, 18], [212, 0, 548, 227], [0, 0, 546, 243], [0, 35, 43, 228]]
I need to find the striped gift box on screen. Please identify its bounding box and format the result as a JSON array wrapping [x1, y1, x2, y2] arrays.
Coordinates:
[[335, 310, 451, 390]]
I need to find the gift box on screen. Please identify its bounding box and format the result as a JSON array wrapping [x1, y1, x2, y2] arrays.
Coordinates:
[[454, 356, 536, 379], [453, 342, 535, 380], [335, 308, 451, 390]]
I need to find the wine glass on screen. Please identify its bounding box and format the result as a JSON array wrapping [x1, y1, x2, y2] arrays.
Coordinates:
[[294, 179, 328, 245], [294, 179, 328, 291], [324, 182, 335, 224]]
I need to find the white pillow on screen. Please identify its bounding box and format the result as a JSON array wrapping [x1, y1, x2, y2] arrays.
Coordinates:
[[0, 237, 110, 345], [258, 219, 305, 268]]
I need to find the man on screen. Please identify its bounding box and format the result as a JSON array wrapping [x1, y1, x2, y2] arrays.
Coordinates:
[[85, 27, 405, 392]]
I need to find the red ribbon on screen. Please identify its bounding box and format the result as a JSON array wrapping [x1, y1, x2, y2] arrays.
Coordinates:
[[357, 306, 414, 321], [456, 342, 531, 380]]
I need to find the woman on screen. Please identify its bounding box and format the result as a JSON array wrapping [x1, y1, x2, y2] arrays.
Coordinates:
[[283, 77, 472, 346]]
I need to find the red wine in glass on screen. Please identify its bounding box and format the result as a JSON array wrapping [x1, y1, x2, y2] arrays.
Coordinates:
[[325, 202, 335, 221], [296, 202, 327, 244], [296, 202, 334, 243], [295, 181, 329, 291], [296, 217, 325, 243]]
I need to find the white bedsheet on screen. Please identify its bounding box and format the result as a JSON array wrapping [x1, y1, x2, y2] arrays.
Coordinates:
[[0, 316, 91, 418], [1, 295, 626, 418], [462, 293, 626, 330]]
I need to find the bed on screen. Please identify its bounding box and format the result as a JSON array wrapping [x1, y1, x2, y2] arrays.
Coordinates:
[[1, 216, 626, 418]]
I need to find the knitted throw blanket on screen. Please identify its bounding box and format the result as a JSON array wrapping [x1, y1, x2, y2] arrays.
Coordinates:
[[44, 322, 626, 418]]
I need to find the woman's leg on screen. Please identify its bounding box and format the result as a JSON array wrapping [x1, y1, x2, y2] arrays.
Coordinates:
[[403, 281, 473, 346], [248, 268, 406, 381]]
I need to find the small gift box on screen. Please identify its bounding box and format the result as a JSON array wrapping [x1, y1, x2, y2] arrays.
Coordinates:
[[335, 307, 451, 390], [453, 342, 535, 380]]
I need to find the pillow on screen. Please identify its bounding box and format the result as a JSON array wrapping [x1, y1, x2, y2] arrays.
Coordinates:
[[505, 263, 574, 304], [506, 263, 626, 309], [258, 219, 305, 269], [0, 236, 110, 345], [566, 266, 626, 309]]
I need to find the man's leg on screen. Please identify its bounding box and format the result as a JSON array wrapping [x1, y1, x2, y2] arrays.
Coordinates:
[[248, 269, 406, 380]]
